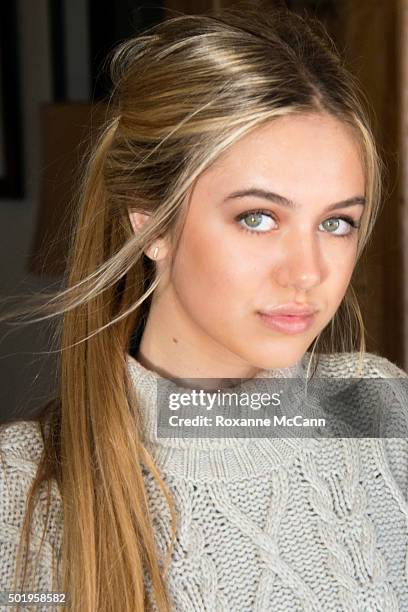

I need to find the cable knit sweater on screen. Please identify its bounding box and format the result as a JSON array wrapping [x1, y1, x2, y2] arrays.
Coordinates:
[[1, 351, 408, 612]]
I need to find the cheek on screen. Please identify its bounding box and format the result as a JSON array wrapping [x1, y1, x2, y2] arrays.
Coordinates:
[[170, 227, 257, 315], [327, 247, 356, 304]]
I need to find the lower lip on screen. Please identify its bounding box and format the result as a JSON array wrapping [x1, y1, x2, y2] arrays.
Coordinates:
[[258, 312, 316, 335]]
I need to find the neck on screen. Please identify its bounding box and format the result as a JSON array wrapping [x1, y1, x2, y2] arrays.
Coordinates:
[[134, 297, 303, 386], [136, 347, 263, 391]]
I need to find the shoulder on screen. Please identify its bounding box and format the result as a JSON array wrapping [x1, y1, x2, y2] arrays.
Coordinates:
[[312, 351, 407, 379], [0, 420, 62, 591], [0, 418, 45, 465], [310, 354, 408, 502], [311, 352, 408, 436], [0, 419, 48, 516], [0, 418, 62, 542]]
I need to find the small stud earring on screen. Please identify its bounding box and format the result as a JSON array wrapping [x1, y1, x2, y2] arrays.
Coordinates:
[[152, 246, 159, 259]]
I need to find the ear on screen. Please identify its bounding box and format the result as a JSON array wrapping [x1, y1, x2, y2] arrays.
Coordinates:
[[128, 210, 149, 235], [128, 209, 170, 261]]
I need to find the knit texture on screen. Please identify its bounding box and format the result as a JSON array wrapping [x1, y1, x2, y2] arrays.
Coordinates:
[[1, 351, 408, 611]]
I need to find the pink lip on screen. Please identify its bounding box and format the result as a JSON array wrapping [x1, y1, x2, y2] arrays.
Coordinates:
[[260, 301, 319, 316], [257, 312, 316, 335]]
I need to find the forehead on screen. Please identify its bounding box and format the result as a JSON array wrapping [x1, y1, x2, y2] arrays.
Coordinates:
[[198, 112, 365, 202]]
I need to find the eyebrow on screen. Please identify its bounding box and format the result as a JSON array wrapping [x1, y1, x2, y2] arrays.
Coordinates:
[[222, 188, 366, 212]]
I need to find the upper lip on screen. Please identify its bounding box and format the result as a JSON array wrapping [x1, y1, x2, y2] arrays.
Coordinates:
[[259, 302, 319, 316]]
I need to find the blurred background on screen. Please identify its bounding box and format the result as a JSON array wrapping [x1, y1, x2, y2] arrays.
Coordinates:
[[0, 0, 407, 422]]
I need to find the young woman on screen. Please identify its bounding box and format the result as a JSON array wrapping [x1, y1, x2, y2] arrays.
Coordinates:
[[1, 5, 408, 611]]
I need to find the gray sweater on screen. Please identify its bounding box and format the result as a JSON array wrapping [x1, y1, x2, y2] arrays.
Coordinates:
[[1, 351, 408, 611]]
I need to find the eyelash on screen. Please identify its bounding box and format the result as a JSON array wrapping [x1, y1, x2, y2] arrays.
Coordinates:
[[235, 209, 361, 239]]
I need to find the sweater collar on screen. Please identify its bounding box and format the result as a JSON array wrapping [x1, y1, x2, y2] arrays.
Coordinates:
[[125, 352, 313, 477], [127, 352, 309, 386]]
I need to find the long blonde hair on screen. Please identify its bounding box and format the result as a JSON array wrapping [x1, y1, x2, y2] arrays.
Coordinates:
[[2, 5, 384, 611]]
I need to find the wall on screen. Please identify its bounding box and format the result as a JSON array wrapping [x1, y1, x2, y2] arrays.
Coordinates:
[[0, 0, 55, 422], [402, 0, 408, 366]]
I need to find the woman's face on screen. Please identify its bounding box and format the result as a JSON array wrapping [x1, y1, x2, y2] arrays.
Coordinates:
[[133, 112, 366, 377]]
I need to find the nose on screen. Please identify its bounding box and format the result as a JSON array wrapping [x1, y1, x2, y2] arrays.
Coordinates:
[[274, 232, 322, 292]]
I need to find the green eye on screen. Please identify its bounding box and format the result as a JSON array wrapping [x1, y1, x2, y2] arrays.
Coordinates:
[[245, 212, 262, 227], [322, 218, 340, 232], [237, 210, 276, 233], [319, 217, 358, 237]]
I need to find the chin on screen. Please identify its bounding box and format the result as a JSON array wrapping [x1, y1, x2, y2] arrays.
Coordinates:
[[260, 359, 301, 371], [244, 343, 307, 372]]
